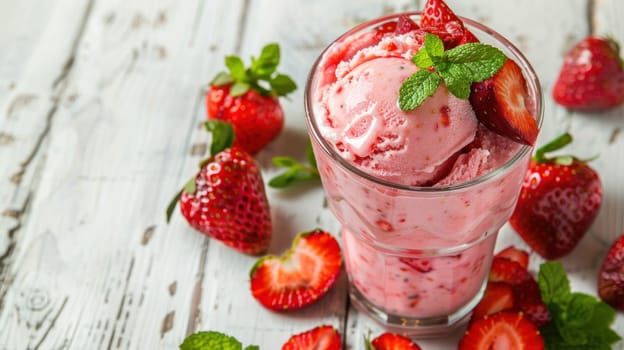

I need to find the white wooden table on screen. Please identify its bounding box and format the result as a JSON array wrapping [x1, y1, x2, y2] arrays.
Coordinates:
[[1, 0, 623, 349]]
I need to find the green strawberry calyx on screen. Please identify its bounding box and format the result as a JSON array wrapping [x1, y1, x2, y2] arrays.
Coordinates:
[[398, 33, 506, 111], [165, 121, 236, 223], [212, 43, 297, 97], [532, 132, 597, 165]]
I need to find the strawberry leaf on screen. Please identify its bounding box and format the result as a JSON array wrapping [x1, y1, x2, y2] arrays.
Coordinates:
[[399, 70, 441, 111], [229, 82, 251, 97], [270, 74, 297, 96], [251, 43, 280, 78], [225, 56, 247, 81], [211, 72, 233, 86], [205, 120, 235, 155]]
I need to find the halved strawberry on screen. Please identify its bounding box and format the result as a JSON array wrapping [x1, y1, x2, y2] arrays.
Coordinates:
[[469, 59, 538, 146], [459, 28, 480, 45], [420, 0, 463, 27], [282, 325, 342, 350], [488, 257, 532, 284], [395, 15, 420, 34], [488, 257, 551, 327], [598, 234, 624, 311], [471, 281, 515, 320], [459, 311, 545, 349], [250, 229, 342, 311], [367, 333, 422, 350], [495, 246, 530, 269]]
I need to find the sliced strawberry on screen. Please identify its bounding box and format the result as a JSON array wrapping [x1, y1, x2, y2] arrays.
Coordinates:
[[459, 28, 480, 44], [250, 229, 342, 311], [421, 0, 463, 27], [488, 257, 551, 327], [495, 246, 530, 269], [598, 234, 624, 311], [368, 333, 422, 350], [488, 257, 532, 284], [469, 59, 539, 146], [282, 325, 342, 350], [459, 311, 545, 350], [471, 282, 515, 320], [421, 21, 464, 49], [394, 15, 420, 34]]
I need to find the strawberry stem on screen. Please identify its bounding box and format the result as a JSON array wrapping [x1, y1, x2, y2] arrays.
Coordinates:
[[532, 132, 573, 163]]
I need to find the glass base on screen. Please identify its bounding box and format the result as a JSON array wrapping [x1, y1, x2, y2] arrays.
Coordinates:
[[349, 281, 486, 338]]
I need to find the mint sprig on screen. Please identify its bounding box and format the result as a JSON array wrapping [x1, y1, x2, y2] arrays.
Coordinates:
[[212, 43, 297, 97], [180, 331, 259, 350], [538, 261, 621, 349], [268, 141, 320, 188], [399, 33, 506, 111]]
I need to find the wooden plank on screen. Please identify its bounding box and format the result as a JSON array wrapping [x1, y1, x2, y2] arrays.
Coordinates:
[[1, 0, 250, 348]]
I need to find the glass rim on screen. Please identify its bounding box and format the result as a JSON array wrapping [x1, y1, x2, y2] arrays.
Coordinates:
[[304, 12, 544, 193]]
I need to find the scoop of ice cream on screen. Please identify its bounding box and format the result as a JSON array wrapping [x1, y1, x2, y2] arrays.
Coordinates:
[[320, 57, 479, 186]]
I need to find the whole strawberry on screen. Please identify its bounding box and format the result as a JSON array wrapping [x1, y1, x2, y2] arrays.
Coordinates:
[[207, 43, 297, 155], [167, 121, 271, 255], [509, 133, 603, 259], [597, 234, 624, 311], [553, 36, 624, 110]]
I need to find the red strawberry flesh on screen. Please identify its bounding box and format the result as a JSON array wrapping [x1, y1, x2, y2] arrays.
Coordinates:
[[421, 0, 463, 27], [371, 333, 422, 350], [250, 230, 342, 311], [282, 325, 342, 350], [495, 246, 529, 269], [471, 281, 515, 321], [470, 59, 539, 146], [459, 311, 545, 350]]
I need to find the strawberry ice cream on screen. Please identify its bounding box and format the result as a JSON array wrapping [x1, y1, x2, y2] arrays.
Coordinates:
[[305, 11, 541, 336]]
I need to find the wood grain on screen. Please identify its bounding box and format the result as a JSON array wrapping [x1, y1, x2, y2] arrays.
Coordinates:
[[0, 0, 622, 349]]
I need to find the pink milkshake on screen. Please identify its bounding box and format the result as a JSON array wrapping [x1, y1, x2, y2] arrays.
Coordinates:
[[304, 10, 542, 337]]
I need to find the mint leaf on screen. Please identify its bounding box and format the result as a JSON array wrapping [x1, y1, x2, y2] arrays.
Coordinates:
[[566, 292, 596, 327], [538, 261, 570, 304], [398, 34, 505, 110], [438, 66, 471, 99], [244, 346, 260, 350], [537, 261, 621, 349], [225, 56, 246, 81], [180, 331, 244, 350], [446, 43, 506, 82], [424, 33, 445, 58], [398, 70, 441, 111], [412, 49, 433, 69], [270, 74, 297, 96]]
